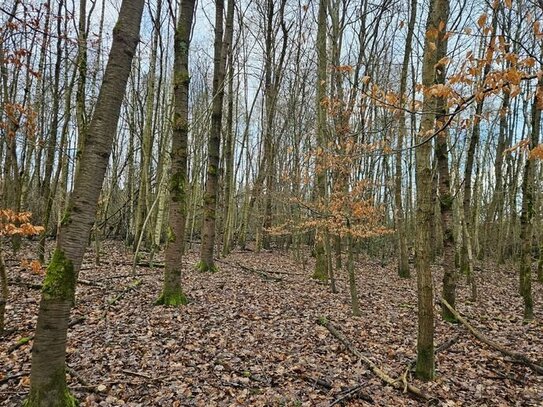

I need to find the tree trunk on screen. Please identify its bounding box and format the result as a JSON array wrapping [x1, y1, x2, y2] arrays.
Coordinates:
[[415, 0, 449, 382], [313, 0, 329, 282], [0, 243, 7, 335], [38, 0, 64, 262], [394, 0, 417, 279], [519, 77, 542, 321], [433, 30, 454, 322], [26, 1, 144, 404], [199, 0, 234, 272], [134, 3, 160, 252], [156, 0, 197, 306]]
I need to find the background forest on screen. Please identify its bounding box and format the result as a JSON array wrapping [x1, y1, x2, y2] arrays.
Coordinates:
[[0, 0, 543, 405]]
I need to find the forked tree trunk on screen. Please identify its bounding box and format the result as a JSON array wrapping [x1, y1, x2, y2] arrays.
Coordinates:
[[415, 0, 449, 382], [199, 0, 234, 272], [156, 0, 197, 306], [25, 1, 144, 405]]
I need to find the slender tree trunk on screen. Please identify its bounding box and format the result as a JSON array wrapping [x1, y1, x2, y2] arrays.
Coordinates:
[[38, 0, 64, 262], [519, 76, 542, 321], [26, 1, 144, 404], [347, 229, 360, 316], [134, 3, 161, 252], [434, 31, 455, 322], [221, 44, 236, 256], [394, 0, 417, 278], [156, 0, 196, 306], [0, 242, 7, 335], [199, 0, 234, 272], [313, 0, 329, 281], [415, 0, 449, 382]]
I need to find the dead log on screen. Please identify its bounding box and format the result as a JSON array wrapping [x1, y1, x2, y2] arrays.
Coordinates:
[[440, 298, 543, 375], [317, 317, 429, 400]]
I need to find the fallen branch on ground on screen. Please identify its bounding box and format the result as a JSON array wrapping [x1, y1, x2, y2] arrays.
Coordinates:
[[107, 279, 142, 306], [236, 262, 282, 282], [0, 371, 28, 385], [440, 298, 543, 375], [216, 259, 283, 282], [298, 373, 333, 390], [408, 333, 461, 369], [329, 383, 373, 406], [317, 317, 429, 401]]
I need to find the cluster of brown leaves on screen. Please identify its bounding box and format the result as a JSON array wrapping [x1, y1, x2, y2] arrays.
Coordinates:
[[0, 210, 44, 237], [0, 103, 38, 139]]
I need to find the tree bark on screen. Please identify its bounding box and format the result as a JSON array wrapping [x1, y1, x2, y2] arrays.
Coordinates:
[[414, 0, 449, 382], [519, 76, 542, 321], [26, 1, 144, 404], [156, 0, 197, 306], [394, 0, 417, 279], [313, 0, 329, 282], [199, 0, 234, 272]]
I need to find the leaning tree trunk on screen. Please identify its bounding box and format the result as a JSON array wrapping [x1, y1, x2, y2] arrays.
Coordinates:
[[199, 0, 234, 272], [414, 0, 449, 382], [156, 0, 197, 306], [25, 1, 144, 405]]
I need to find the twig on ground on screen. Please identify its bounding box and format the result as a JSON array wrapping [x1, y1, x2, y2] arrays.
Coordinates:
[[317, 317, 430, 401], [440, 298, 543, 375]]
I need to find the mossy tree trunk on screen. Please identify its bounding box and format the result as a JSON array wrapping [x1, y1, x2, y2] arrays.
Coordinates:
[[26, 1, 144, 405], [156, 0, 197, 306], [415, 0, 449, 382], [199, 0, 234, 272]]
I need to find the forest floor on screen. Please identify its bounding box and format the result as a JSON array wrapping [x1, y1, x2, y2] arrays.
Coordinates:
[[1, 241, 542, 407]]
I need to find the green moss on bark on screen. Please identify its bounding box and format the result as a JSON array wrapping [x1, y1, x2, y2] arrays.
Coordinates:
[[196, 260, 218, 273], [23, 368, 77, 407], [313, 245, 328, 281], [155, 290, 188, 306], [415, 348, 435, 381], [42, 249, 76, 302]]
